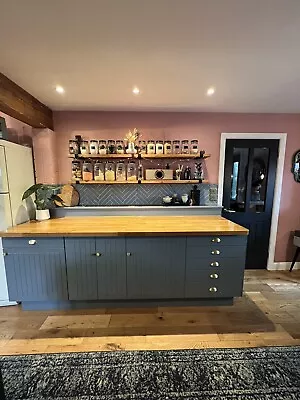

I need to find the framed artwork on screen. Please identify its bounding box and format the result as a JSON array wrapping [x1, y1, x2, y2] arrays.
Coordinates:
[[0, 117, 8, 140], [292, 150, 300, 182]]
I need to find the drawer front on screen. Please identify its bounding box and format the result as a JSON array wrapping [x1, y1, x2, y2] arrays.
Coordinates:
[[186, 257, 246, 271], [3, 237, 64, 251], [185, 267, 244, 298], [187, 235, 247, 248], [187, 245, 246, 260]]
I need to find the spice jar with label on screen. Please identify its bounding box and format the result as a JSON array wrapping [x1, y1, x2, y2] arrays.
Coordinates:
[[98, 140, 107, 155], [105, 161, 115, 181], [139, 140, 147, 154], [71, 161, 82, 180], [116, 140, 124, 154], [147, 140, 156, 154], [82, 161, 93, 181], [127, 160, 137, 181], [69, 139, 79, 155], [116, 161, 126, 181], [80, 140, 89, 155], [172, 140, 181, 154], [94, 161, 105, 181], [190, 140, 199, 154], [181, 140, 190, 154], [90, 140, 98, 154], [107, 140, 116, 154], [164, 140, 172, 154], [156, 140, 164, 154]]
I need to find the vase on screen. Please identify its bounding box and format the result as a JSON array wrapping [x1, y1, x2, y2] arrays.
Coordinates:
[[126, 142, 137, 154], [36, 209, 50, 221]]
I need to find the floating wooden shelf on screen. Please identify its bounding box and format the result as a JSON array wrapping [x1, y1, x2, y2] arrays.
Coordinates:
[[70, 180, 208, 185], [69, 153, 210, 160]]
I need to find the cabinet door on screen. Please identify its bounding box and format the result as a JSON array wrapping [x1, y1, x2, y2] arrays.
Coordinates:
[[95, 238, 126, 299], [126, 237, 186, 299], [4, 249, 68, 301], [65, 238, 98, 300]]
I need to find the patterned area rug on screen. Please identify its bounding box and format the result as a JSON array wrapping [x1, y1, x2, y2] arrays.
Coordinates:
[[1, 346, 300, 399]]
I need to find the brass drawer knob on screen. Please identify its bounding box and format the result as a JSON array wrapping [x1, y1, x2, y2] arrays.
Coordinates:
[[95, 252, 101, 257], [3, 252, 8, 256], [28, 240, 37, 245], [211, 250, 220, 255], [210, 261, 219, 267], [209, 287, 218, 293], [126, 252, 132, 256], [211, 237, 221, 243], [210, 273, 219, 279]]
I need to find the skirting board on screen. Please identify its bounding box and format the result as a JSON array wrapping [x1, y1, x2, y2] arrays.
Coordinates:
[[268, 262, 300, 271]]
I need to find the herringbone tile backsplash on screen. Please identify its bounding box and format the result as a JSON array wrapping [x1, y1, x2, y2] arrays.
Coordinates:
[[75, 183, 218, 206]]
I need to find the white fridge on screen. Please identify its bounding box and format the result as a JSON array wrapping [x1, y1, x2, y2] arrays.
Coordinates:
[[0, 139, 35, 306]]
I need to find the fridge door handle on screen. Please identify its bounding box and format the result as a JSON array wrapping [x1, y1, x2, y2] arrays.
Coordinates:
[[0, 146, 9, 193]]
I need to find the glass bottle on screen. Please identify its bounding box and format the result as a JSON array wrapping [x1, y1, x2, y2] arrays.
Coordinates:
[[181, 140, 190, 154], [89, 140, 98, 155], [147, 140, 156, 154], [82, 161, 93, 181], [164, 140, 172, 154], [139, 140, 147, 154], [116, 140, 124, 154], [116, 161, 126, 181], [105, 161, 115, 181], [98, 140, 107, 155], [107, 140, 116, 154], [94, 161, 105, 181], [80, 140, 89, 155], [137, 161, 143, 180], [127, 160, 137, 181], [190, 140, 199, 154], [71, 160, 82, 180], [172, 140, 181, 154], [156, 140, 164, 154], [69, 140, 79, 155]]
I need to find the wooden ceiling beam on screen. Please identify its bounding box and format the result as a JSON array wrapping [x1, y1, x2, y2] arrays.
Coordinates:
[[0, 73, 53, 130]]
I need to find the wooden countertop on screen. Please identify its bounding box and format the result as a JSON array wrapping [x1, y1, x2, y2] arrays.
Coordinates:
[[0, 216, 248, 237]]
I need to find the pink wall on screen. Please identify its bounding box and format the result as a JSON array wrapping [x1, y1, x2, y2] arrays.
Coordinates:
[[54, 111, 300, 263]]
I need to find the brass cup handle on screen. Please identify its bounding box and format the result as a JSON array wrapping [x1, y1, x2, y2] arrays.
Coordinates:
[[210, 261, 219, 267], [209, 287, 218, 293], [126, 252, 132, 256], [211, 238, 221, 243], [211, 250, 220, 255], [210, 273, 219, 279], [95, 252, 101, 257], [28, 240, 37, 245]]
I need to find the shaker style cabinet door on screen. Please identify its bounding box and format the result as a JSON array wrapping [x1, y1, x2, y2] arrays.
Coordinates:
[[65, 238, 127, 300], [3, 247, 68, 301], [126, 237, 186, 299]]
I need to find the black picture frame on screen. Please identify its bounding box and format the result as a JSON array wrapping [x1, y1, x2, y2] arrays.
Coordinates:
[[0, 117, 8, 140], [291, 150, 300, 183]]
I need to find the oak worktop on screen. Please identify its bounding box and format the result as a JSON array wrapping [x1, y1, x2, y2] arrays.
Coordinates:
[[0, 216, 248, 237]]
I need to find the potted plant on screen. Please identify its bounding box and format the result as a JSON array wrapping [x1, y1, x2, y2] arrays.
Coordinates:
[[22, 184, 64, 221]]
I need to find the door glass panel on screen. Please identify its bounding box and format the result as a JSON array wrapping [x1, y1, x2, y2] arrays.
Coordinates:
[[249, 147, 269, 213], [230, 148, 249, 212]]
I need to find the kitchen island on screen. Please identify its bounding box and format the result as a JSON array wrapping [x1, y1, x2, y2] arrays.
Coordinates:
[[1, 216, 248, 310]]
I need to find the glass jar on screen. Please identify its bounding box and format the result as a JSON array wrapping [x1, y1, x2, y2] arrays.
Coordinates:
[[116, 140, 124, 154], [156, 140, 164, 154], [94, 161, 105, 181], [107, 140, 116, 154], [105, 161, 115, 181], [139, 140, 147, 154], [82, 161, 93, 181], [80, 140, 89, 155], [181, 140, 190, 154], [147, 140, 156, 154], [127, 160, 137, 181], [190, 140, 199, 154], [137, 161, 143, 180], [71, 161, 82, 180], [172, 140, 181, 154], [89, 140, 98, 154], [98, 140, 107, 155], [164, 140, 172, 154], [69, 139, 79, 155], [116, 161, 126, 181]]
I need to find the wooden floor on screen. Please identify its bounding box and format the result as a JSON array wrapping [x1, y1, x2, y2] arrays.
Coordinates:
[[0, 270, 299, 355]]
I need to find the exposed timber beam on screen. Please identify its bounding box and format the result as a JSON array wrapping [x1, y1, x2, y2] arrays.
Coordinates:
[[0, 73, 53, 130]]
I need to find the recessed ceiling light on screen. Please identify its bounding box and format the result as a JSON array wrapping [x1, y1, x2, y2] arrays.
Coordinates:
[[55, 85, 65, 94], [132, 87, 140, 95], [206, 87, 215, 96]]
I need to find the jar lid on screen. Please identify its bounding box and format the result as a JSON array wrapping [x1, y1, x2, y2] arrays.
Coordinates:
[[148, 140, 155, 143], [165, 140, 171, 143], [191, 140, 198, 143], [157, 140, 164, 144], [182, 140, 189, 143], [108, 140, 115, 143], [173, 140, 180, 143], [99, 139, 106, 142]]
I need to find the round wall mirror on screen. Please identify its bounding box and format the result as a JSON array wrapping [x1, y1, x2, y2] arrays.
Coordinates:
[[292, 150, 300, 182]]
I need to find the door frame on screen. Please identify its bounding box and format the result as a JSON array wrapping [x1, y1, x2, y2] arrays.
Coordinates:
[[218, 133, 287, 270]]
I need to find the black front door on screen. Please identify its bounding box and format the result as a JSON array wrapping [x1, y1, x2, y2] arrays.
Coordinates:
[[222, 139, 279, 269]]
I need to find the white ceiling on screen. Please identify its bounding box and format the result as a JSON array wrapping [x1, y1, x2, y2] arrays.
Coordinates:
[[1, 0, 300, 112]]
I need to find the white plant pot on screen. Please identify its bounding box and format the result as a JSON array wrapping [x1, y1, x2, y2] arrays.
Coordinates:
[[36, 209, 50, 221]]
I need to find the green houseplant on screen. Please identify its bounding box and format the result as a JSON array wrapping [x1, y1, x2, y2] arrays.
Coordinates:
[[22, 184, 64, 221]]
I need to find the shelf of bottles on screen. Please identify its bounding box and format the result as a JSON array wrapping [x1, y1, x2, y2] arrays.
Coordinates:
[[70, 179, 209, 185]]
